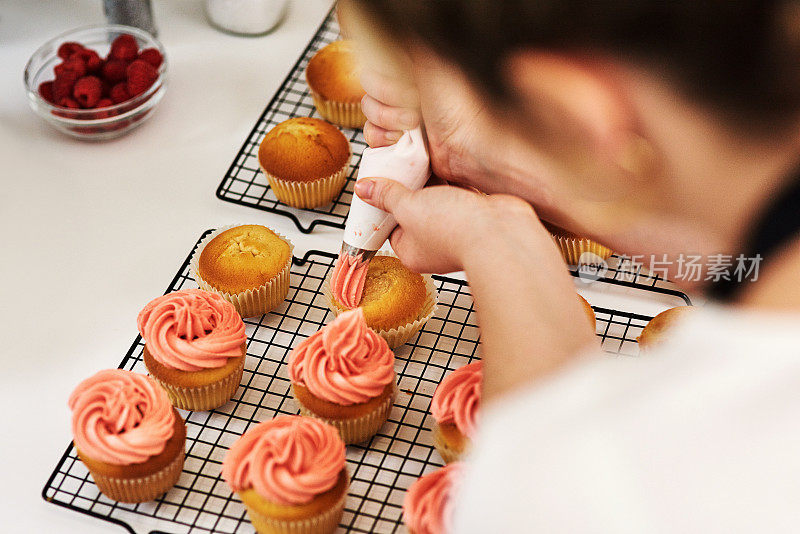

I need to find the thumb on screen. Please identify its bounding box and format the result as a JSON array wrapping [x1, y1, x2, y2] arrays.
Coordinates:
[[354, 178, 412, 214]]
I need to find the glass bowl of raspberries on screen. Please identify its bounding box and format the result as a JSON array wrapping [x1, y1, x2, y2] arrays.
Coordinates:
[[24, 25, 166, 141]]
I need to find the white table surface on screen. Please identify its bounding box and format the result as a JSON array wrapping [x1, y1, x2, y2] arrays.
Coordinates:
[[0, 1, 339, 531]]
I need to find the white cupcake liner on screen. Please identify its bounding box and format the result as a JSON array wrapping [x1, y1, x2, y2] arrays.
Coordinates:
[[190, 224, 294, 318], [148, 356, 244, 411], [550, 232, 613, 265], [323, 252, 438, 349], [87, 448, 185, 503], [432, 421, 469, 464], [309, 91, 366, 129], [241, 472, 348, 534], [293, 384, 397, 445], [260, 154, 350, 209]]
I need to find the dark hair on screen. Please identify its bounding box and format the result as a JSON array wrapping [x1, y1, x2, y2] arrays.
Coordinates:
[[353, 0, 800, 132]]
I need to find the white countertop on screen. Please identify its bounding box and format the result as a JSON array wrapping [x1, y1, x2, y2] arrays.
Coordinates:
[[0, 1, 338, 531]]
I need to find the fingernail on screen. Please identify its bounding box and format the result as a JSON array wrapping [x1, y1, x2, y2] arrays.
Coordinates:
[[355, 179, 374, 199], [385, 130, 402, 143]]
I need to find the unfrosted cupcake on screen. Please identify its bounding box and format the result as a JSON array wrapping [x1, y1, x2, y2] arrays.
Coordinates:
[[193, 224, 293, 317], [578, 294, 596, 331], [403, 462, 464, 534], [326, 254, 437, 348], [258, 117, 351, 208], [288, 308, 396, 444], [543, 221, 613, 265], [138, 289, 247, 411], [69, 369, 186, 502], [222, 415, 348, 534], [637, 305, 695, 351], [305, 40, 366, 128], [431, 361, 481, 463]]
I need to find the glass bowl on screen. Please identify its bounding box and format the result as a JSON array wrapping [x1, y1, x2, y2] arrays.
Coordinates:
[[23, 24, 167, 141]]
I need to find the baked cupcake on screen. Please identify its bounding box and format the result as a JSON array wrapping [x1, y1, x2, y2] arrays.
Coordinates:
[[578, 294, 596, 331], [430, 361, 481, 463], [222, 415, 348, 534], [403, 462, 464, 534], [305, 40, 366, 128], [326, 254, 437, 348], [258, 117, 351, 208], [637, 305, 695, 351], [543, 221, 613, 265], [192, 224, 293, 317], [69, 369, 186, 502], [288, 308, 396, 444], [138, 289, 247, 411]]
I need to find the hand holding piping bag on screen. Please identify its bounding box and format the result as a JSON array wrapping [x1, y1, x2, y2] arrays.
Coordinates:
[[330, 126, 431, 308]]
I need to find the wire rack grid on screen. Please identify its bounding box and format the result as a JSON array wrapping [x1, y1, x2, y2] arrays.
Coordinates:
[[215, 8, 364, 234], [43, 230, 690, 533]]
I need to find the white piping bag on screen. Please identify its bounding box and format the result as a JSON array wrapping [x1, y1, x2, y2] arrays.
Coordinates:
[[340, 126, 431, 261]]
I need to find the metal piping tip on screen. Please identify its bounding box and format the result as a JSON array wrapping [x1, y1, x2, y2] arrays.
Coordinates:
[[340, 242, 378, 263]]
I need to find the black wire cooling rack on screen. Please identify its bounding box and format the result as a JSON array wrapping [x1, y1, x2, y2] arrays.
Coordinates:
[[43, 230, 690, 534], [215, 7, 363, 234]]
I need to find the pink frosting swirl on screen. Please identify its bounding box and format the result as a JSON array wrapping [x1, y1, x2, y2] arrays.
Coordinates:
[[222, 415, 346, 505], [403, 462, 464, 534], [288, 308, 395, 405], [330, 252, 369, 308], [69, 369, 175, 465], [431, 361, 482, 438], [137, 289, 246, 372]]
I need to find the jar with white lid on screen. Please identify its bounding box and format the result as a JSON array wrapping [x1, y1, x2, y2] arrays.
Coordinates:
[[205, 0, 290, 36]]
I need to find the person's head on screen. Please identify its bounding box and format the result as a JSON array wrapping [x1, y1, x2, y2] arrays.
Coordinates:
[[344, 0, 800, 254]]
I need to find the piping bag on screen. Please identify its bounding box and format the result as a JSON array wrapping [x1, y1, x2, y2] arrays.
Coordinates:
[[330, 127, 431, 308]]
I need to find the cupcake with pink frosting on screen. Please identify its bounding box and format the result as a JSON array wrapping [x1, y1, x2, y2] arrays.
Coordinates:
[[222, 415, 348, 534], [288, 307, 396, 444], [138, 288, 247, 411], [403, 462, 464, 534], [69, 369, 186, 502], [430, 361, 482, 463]]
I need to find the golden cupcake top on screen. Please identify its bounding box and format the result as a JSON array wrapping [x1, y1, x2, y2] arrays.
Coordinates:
[[305, 40, 366, 103], [258, 117, 350, 183], [356, 256, 427, 331], [198, 225, 292, 295], [637, 305, 695, 350]]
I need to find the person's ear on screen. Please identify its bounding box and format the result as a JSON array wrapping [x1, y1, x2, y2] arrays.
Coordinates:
[[503, 52, 659, 192]]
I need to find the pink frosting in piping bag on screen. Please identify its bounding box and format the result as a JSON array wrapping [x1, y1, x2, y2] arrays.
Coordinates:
[[403, 462, 464, 534], [288, 308, 395, 405], [430, 361, 482, 438], [222, 415, 346, 505], [330, 251, 369, 308], [69, 369, 176, 465], [137, 289, 246, 372]]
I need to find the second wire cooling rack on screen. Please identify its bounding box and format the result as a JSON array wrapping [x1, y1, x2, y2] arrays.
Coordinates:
[[43, 230, 690, 534]]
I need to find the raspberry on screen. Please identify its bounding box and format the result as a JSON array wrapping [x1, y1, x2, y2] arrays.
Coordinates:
[[38, 81, 55, 103], [57, 97, 80, 109], [109, 83, 130, 104], [137, 48, 163, 69], [109, 34, 138, 61], [70, 49, 102, 73], [96, 98, 113, 108], [53, 70, 80, 101], [57, 41, 84, 60], [126, 59, 158, 96], [54, 57, 87, 79], [100, 59, 129, 84], [73, 76, 103, 108]]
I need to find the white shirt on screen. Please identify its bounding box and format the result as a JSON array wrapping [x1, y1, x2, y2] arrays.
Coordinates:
[[453, 306, 800, 533]]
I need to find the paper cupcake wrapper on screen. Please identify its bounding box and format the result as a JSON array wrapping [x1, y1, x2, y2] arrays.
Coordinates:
[[323, 252, 438, 349], [432, 422, 469, 464], [240, 475, 348, 534], [550, 233, 613, 265], [87, 448, 185, 503], [293, 384, 397, 445], [261, 160, 350, 209], [148, 357, 244, 411], [310, 91, 366, 129], [190, 224, 294, 318]]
